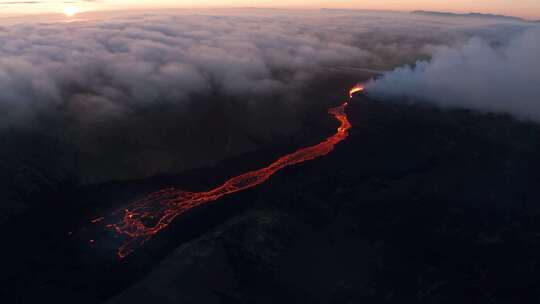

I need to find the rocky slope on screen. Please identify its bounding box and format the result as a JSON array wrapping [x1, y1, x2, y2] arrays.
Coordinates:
[[3, 93, 540, 303], [107, 95, 540, 303]]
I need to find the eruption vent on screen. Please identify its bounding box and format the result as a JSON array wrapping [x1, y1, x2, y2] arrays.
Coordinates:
[[349, 85, 365, 98]]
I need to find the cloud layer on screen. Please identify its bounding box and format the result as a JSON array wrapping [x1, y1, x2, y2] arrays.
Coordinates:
[[0, 10, 534, 182]]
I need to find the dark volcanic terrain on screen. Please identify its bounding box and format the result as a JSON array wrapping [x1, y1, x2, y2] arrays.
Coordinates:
[[3, 93, 540, 303]]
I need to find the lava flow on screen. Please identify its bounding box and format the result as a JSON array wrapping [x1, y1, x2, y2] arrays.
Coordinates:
[[101, 85, 364, 259]]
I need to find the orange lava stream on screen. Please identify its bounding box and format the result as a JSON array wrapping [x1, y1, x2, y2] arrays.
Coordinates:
[[103, 85, 363, 259]]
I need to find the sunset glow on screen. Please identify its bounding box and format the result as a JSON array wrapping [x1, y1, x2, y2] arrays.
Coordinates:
[[1, 1, 539, 19], [63, 6, 79, 17]]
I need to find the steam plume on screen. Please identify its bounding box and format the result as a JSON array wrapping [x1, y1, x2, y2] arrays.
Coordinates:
[[367, 27, 540, 121]]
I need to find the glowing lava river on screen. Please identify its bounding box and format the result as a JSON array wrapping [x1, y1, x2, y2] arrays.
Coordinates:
[[99, 85, 364, 259]]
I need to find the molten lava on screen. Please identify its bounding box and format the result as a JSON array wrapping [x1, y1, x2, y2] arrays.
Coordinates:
[[101, 85, 363, 259], [349, 84, 364, 98]]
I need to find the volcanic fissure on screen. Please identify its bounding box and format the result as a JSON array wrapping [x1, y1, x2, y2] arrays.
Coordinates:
[[97, 85, 364, 259]]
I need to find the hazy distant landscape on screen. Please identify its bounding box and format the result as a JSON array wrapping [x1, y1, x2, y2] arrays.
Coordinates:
[[411, 10, 533, 22]]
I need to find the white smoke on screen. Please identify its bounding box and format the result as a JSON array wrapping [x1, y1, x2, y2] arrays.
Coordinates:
[[366, 26, 540, 121]]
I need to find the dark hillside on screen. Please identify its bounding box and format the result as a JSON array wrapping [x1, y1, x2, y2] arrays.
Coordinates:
[[3, 94, 540, 303]]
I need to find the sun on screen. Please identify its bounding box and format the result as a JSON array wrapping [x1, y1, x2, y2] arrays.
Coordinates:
[[63, 6, 79, 17]]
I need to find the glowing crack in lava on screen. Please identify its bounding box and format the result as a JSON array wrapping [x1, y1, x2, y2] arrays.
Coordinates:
[[101, 85, 364, 258]]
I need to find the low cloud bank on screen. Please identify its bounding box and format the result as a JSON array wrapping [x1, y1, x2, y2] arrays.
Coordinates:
[[367, 26, 540, 121], [0, 10, 534, 182]]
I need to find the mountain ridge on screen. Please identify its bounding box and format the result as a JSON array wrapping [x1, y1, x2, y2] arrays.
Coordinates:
[[412, 10, 530, 22]]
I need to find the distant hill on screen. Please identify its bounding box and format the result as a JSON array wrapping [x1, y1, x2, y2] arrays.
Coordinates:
[[412, 10, 527, 22]]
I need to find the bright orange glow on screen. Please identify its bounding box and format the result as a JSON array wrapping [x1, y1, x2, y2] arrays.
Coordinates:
[[97, 85, 362, 259], [349, 84, 364, 98]]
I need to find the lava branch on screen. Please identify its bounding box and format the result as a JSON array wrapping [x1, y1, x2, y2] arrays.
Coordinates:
[[100, 85, 364, 259]]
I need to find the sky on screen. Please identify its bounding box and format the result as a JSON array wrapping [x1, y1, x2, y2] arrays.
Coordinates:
[[1, 0, 540, 19]]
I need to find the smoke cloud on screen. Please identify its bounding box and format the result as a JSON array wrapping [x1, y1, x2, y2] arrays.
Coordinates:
[[367, 26, 540, 121]]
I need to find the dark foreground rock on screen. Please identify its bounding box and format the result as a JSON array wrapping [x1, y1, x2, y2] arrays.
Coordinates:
[[3, 93, 540, 303], [108, 95, 540, 303]]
